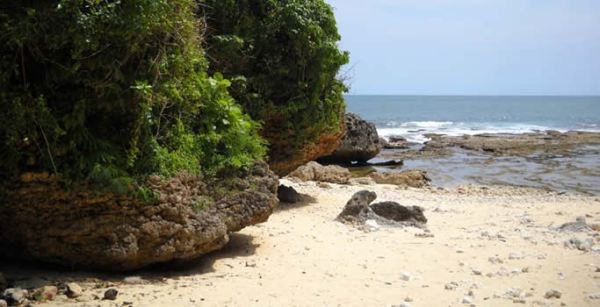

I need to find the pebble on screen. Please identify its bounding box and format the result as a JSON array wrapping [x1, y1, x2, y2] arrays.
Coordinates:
[[462, 296, 473, 304], [404, 297, 413, 302], [445, 282, 459, 291], [2, 288, 28, 306], [66, 282, 83, 298], [400, 272, 412, 281], [588, 293, 600, 300], [103, 288, 119, 300], [544, 289, 562, 299], [472, 269, 482, 276], [488, 256, 504, 264]]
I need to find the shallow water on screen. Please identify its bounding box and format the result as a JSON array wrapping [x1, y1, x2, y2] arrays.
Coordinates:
[[371, 145, 600, 195]]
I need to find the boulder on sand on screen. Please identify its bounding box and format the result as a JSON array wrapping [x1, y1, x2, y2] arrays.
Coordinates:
[[0, 163, 278, 271], [288, 161, 351, 184], [369, 170, 431, 188], [319, 113, 382, 164], [337, 190, 427, 228]]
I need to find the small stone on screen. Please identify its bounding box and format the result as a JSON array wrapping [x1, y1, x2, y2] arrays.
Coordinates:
[[472, 269, 482, 276], [66, 283, 82, 298], [462, 296, 473, 304], [544, 289, 562, 299], [445, 282, 459, 291], [103, 288, 119, 300], [400, 272, 412, 281], [0, 300, 7, 307], [33, 286, 58, 301], [521, 267, 530, 273], [2, 288, 28, 306], [513, 298, 526, 304], [488, 256, 503, 264], [588, 293, 600, 300], [404, 297, 413, 302]]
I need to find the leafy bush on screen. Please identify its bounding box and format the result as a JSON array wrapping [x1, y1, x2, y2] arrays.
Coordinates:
[[0, 0, 266, 190], [201, 0, 349, 173]]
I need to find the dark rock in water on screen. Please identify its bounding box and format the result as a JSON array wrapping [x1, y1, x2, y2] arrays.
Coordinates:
[[370, 202, 427, 224], [2, 288, 28, 306], [103, 289, 118, 300], [319, 113, 382, 164], [336, 190, 378, 223], [368, 160, 404, 167], [278, 185, 301, 203], [0, 163, 278, 271]]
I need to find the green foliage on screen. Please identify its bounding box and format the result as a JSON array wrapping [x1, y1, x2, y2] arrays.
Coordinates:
[[0, 0, 266, 190], [202, 0, 349, 163]]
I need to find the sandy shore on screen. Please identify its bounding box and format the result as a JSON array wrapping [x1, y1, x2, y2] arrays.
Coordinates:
[[3, 181, 600, 306]]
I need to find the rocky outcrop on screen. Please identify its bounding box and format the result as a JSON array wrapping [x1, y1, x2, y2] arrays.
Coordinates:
[[337, 190, 427, 228], [268, 120, 345, 176], [0, 163, 278, 271], [288, 161, 351, 184], [369, 170, 431, 188], [384, 136, 410, 149], [319, 113, 382, 164]]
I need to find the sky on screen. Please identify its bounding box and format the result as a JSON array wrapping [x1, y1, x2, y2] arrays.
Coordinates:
[[327, 0, 600, 95]]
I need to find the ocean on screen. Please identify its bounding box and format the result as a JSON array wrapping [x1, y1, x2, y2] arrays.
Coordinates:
[[346, 95, 600, 144], [345, 95, 600, 194]]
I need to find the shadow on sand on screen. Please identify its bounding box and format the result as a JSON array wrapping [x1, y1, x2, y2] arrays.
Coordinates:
[[0, 233, 260, 288]]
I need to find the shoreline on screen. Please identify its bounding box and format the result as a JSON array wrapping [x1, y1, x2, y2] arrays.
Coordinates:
[[2, 181, 600, 306]]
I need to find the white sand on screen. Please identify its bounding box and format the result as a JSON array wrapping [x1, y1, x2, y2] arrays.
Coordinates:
[[13, 181, 600, 306]]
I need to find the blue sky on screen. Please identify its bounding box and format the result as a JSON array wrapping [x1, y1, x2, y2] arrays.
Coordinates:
[[327, 0, 600, 95]]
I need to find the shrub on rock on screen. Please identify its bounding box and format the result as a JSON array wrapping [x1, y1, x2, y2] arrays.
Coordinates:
[[202, 0, 350, 175]]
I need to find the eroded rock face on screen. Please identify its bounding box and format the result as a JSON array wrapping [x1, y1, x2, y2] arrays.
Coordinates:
[[369, 170, 431, 188], [288, 161, 351, 184], [0, 163, 278, 271], [319, 113, 382, 164], [370, 202, 427, 224]]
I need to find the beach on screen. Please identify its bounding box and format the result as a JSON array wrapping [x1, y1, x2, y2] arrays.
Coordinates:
[[3, 179, 600, 306]]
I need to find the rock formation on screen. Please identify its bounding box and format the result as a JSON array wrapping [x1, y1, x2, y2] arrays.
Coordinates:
[[319, 113, 382, 164], [288, 161, 351, 184], [337, 190, 427, 228], [369, 170, 431, 188], [0, 163, 278, 271]]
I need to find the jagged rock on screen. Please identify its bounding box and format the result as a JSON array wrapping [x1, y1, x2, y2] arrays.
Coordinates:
[[337, 191, 427, 228], [278, 185, 301, 203], [319, 113, 382, 163], [103, 289, 118, 300], [370, 202, 427, 224], [65, 283, 82, 299], [32, 286, 58, 302], [0, 163, 278, 271], [288, 161, 351, 184], [2, 288, 27, 306], [369, 170, 431, 188], [336, 190, 378, 223]]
